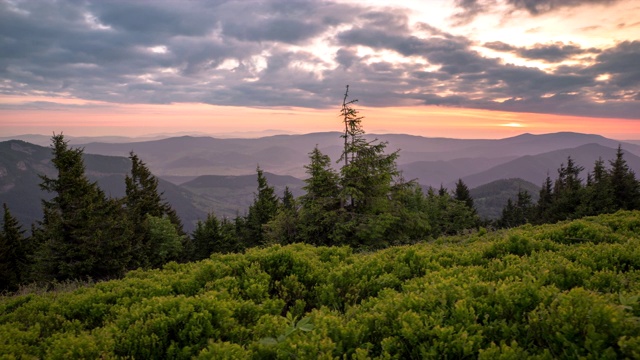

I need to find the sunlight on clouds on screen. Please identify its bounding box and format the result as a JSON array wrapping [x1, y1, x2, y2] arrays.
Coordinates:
[[84, 12, 111, 31], [148, 46, 168, 54], [217, 59, 240, 71]]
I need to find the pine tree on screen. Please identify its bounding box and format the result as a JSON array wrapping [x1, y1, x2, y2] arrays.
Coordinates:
[[243, 167, 279, 247], [297, 147, 342, 245], [609, 145, 640, 210], [0, 203, 28, 291], [579, 158, 615, 216], [34, 134, 132, 281], [336, 86, 401, 246], [453, 179, 476, 214], [125, 152, 183, 268], [192, 213, 239, 259], [550, 157, 584, 221], [499, 190, 533, 228], [535, 175, 554, 224], [338, 87, 399, 214]]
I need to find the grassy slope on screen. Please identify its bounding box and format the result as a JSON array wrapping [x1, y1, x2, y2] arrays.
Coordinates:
[[2, 211, 640, 359]]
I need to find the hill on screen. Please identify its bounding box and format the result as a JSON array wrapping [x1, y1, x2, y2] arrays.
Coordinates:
[[2, 211, 640, 358], [461, 143, 640, 188], [0, 140, 206, 232], [470, 178, 541, 220], [72, 132, 640, 179], [180, 173, 305, 218]]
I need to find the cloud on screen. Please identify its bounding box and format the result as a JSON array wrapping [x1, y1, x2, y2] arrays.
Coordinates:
[[0, 0, 638, 120], [484, 41, 601, 62], [451, 0, 620, 22]]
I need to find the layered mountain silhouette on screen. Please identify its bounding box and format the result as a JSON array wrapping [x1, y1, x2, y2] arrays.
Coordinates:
[[1, 132, 639, 227], [0, 140, 206, 233]]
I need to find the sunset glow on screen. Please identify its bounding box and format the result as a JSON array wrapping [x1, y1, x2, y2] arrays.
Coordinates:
[[1, 0, 638, 140]]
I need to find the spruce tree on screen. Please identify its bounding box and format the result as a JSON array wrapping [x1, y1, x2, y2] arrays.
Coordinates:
[[550, 157, 584, 221], [338, 86, 399, 214], [453, 179, 476, 214], [34, 134, 132, 281], [609, 146, 640, 210], [579, 158, 615, 216], [125, 152, 183, 268], [336, 86, 401, 246], [499, 190, 533, 228], [192, 213, 239, 259], [297, 147, 342, 245], [243, 167, 279, 247], [0, 203, 28, 291], [535, 175, 554, 224]]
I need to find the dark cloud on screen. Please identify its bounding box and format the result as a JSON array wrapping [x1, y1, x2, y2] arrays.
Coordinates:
[[484, 41, 600, 62], [0, 0, 637, 120], [452, 0, 620, 22], [505, 0, 619, 15]]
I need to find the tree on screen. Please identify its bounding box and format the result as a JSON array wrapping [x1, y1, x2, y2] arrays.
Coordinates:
[[453, 179, 476, 215], [192, 213, 239, 259], [336, 86, 402, 246], [33, 134, 132, 281], [243, 167, 279, 247], [0, 204, 29, 291], [338, 86, 399, 214], [296, 147, 342, 245], [550, 157, 584, 221], [499, 189, 534, 228], [125, 152, 183, 268], [535, 175, 554, 224], [609, 145, 640, 210], [145, 215, 184, 267], [578, 158, 615, 216], [423, 189, 478, 237]]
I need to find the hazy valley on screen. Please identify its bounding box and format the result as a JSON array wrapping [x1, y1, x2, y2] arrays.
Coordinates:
[[1, 131, 639, 231]]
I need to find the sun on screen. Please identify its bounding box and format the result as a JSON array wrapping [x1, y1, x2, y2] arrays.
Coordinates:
[[500, 122, 525, 128]]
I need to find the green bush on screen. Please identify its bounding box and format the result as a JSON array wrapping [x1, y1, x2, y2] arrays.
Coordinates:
[[2, 211, 640, 358]]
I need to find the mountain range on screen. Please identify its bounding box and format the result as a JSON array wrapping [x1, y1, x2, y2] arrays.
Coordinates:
[[1, 131, 639, 231]]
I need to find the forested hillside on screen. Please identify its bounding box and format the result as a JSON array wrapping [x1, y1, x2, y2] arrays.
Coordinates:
[[2, 211, 640, 358]]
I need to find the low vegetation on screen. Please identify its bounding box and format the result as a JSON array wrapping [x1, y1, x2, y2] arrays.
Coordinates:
[[2, 211, 640, 358]]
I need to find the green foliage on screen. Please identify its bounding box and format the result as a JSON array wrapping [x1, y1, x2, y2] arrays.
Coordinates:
[[145, 215, 184, 267], [125, 152, 184, 268], [610, 145, 640, 210], [0, 203, 29, 291], [241, 167, 280, 247], [501, 149, 640, 229], [191, 213, 239, 260], [4, 211, 640, 358], [32, 134, 133, 282]]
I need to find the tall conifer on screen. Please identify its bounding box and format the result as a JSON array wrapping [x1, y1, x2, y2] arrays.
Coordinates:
[[34, 134, 131, 281]]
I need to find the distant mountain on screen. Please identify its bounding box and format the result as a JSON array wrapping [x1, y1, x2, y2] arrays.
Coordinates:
[[180, 173, 305, 218], [470, 178, 541, 220], [461, 143, 640, 188], [5, 132, 640, 229], [69, 131, 640, 180], [0, 140, 206, 233], [0, 134, 172, 146], [399, 156, 517, 187]]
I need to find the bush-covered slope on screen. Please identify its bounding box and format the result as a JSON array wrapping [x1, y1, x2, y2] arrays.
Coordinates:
[[3, 211, 640, 359]]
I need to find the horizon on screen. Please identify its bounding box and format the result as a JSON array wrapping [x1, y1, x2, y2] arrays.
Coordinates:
[[1, 1, 639, 139], [3, 129, 640, 143]]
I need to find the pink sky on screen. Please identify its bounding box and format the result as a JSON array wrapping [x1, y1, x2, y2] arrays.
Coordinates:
[[1, 0, 638, 140], [2, 102, 638, 139]]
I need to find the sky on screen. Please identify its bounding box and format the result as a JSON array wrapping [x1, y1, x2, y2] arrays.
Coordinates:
[[0, 0, 639, 139]]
